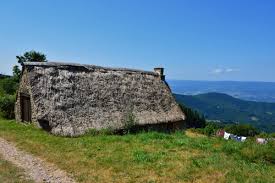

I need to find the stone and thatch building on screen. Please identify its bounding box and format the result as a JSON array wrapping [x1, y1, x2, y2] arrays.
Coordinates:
[[15, 62, 185, 136]]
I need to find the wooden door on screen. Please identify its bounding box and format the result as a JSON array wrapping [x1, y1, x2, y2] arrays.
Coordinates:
[[20, 94, 31, 122]]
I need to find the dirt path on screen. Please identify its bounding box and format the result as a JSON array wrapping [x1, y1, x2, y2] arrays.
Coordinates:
[[0, 137, 76, 183]]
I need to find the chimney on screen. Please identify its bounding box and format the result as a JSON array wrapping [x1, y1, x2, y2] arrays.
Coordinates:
[[154, 67, 165, 80]]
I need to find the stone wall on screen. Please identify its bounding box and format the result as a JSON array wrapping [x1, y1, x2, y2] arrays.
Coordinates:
[[16, 63, 185, 136]]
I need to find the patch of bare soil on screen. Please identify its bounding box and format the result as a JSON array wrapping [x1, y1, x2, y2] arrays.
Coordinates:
[[0, 137, 76, 183]]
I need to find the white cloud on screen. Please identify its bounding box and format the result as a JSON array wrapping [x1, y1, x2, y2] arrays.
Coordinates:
[[212, 68, 224, 74], [211, 68, 240, 75], [225, 68, 240, 73]]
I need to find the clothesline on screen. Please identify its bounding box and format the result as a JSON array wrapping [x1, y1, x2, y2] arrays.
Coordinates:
[[223, 131, 246, 142], [216, 129, 274, 144]]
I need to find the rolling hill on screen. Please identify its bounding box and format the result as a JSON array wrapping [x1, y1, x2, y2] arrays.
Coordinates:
[[174, 92, 275, 132], [168, 80, 275, 103]]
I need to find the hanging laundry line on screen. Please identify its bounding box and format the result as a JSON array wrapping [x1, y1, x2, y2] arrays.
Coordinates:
[[218, 129, 272, 144]]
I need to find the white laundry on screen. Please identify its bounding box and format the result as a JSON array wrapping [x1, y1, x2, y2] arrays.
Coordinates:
[[224, 132, 231, 140], [241, 136, 247, 142]]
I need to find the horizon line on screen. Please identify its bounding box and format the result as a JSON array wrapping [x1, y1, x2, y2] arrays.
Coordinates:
[[166, 79, 275, 84]]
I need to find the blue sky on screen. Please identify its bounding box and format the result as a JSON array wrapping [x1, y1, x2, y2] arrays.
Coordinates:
[[0, 0, 274, 81]]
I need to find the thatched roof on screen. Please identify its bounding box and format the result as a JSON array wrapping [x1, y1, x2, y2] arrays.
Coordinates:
[[16, 62, 185, 136]]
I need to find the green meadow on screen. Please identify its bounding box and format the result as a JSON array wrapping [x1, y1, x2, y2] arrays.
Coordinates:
[[0, 119, 274, 183]]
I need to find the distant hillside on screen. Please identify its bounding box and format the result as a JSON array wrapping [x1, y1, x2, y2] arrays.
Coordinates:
[[168, 80, 275, 103], [174, 92, 275, 132]]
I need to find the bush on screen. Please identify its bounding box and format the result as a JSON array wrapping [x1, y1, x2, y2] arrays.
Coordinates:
[[122, 111, 137, 134], [257, 132, 270, 138], [0, 77, 18, 95], [203, 122, 221, 136], [225, 124, 259, 137], [0, 94, 16, 119]]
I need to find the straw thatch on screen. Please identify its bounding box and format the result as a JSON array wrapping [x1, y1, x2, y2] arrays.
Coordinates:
[[15, 62, 185, 136]]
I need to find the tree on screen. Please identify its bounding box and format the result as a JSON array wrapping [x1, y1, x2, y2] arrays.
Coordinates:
[[0, 78, 18, 95], [179, 104, 206, 128], [16, 50, 47, 65], [12, 65, 21, 82], [0, 94, 16, 119]]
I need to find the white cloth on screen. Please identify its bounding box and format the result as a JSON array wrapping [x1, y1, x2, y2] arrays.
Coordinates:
[[224, 132, 231, 140], [256, 138, 267, 144], [241, 136, 247, 142]]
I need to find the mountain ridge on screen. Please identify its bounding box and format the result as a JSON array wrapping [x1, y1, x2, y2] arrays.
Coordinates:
[[168, 80, 275, 103], [174, 92, 275, 132]]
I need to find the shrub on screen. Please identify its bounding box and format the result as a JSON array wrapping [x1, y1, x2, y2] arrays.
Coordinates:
[[0, 77, 18, 95], [122, 110, 137, 134], [225, 124, 259, 137], [257, 132, 270, 138], [0, 94, 16, 119], [203, 122, 221, 136]]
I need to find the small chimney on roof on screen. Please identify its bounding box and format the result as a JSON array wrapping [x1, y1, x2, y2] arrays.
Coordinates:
[[154, 67, 165, 80]]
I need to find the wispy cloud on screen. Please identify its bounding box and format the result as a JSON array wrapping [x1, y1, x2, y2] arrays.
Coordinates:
[[212, 68, 224, 74], [211, 68, 240, 75]]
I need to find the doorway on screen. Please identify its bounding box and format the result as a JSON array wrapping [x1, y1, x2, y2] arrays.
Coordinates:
[[20, 93, 31, 122]]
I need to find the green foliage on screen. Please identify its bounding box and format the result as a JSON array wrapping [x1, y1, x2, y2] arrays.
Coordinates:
[[122, 110, 137, 134], [0, 77, 18, 95], [12, 65, 21, 82], [0, 75, 19, 119], [258, 132, 270, 138], [175, 93, 275, 133], [193, 122, 261, 137], [225, 124, 259, 137], [0, 95, 16, 119], [16, 50, 47, 65], [203, 122, 223, 136], [179, 104, 206, 128]]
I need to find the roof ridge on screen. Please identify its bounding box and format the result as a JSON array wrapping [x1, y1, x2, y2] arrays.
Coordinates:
[[23, 61, 158, 75]]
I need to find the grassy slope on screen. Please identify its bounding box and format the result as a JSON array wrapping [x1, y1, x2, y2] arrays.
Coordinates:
[[0, 156, 32, 183], [0, 119, 274, 183], [174, 93, 275, 132]]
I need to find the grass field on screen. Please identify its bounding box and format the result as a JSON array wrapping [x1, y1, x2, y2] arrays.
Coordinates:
[[0, 156, 31, 183], [0, 119, 274, 183]]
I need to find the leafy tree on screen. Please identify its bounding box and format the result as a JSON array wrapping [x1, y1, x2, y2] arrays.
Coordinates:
[[16, 50, 47, 65], [12, 50, 47, 83], [12, 65, 21, 82], [0, 94, 15, 119], [179, 104, 206, 128], [0, 76, 18, 119], [0, 78, 18, 95], [0, 50, 47, 119]]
